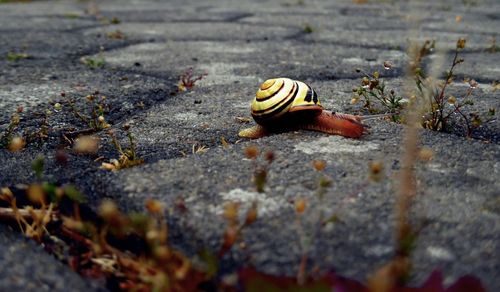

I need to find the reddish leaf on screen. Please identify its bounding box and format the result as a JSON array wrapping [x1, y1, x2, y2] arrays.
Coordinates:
[[395, 270, 485, 292], [239, 267, 367, 292], [445, 275, 486, 292], [238, 268, 485, 292], [396, 270, 444, 292], [418, 270, 444, 292]]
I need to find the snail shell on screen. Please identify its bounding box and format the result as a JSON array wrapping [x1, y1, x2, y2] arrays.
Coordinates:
[[251, 78, 322, 125], [239, 77, 365, 139]]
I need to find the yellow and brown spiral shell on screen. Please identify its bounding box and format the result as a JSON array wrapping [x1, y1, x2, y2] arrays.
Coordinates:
[[250, 78, 323, 125]]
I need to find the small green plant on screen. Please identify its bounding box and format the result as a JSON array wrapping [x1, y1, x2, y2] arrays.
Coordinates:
[[352, 66, 404, 122], [303, 23, 314, 33], [6, 51, 30, 61], [100, 124, 144, 171], [23, 108, 53, 145], [1, 105, 55, 150], [63, 12, 81, 19], [0, 110, 21, 148], [106, 29, 125, 40], [416, 38, 495, 137], [486, 37, 499, 53], [282, 0, 305, 7], [81, 47, 106, 69], [81, 55, 105, 68], [62, 91, 111, 133]]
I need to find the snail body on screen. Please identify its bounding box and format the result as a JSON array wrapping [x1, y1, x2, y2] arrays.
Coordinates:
[[238, 77, 365, 139]]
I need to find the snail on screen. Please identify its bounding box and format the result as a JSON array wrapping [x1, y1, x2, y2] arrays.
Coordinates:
[[238, 77, 366, 139]]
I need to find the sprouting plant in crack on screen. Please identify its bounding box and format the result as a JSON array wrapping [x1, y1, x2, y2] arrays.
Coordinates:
[[485, 36, 499, 53], [352, 66, 404, 122], [106, 29, 125, 40], [303, 23, 315, 33], [62, 90, 111, 134], [6, 51, 30, 62], [192, 144, 209, 155], [416, 38, 495, 137], [100, 124, 144, 171], [177, 67, 207, 92], [0, 109, 22, 149], [352, 40, 435, 122], [81, 47, 106, 69], [352, 38, 496, 138], [23, 107, 53, 145], [1, 104, 56, 151]]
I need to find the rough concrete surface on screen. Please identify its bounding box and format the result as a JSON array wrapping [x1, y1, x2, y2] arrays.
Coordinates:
[[0, 0, 499, 291], [0, 225, 105, 291]]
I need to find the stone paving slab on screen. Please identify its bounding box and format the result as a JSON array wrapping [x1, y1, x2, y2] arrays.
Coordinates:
[[0, 0, 499, 291], [0, 225, 105, 291], [99, 120, 499, 288], [96, 40, 407, 80]]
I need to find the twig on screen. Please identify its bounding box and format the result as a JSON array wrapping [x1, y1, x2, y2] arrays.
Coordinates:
[[0, 207, 58, 222], [62, 128, 97, 138]]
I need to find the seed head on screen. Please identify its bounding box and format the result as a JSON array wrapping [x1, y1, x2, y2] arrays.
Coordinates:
[[312, 160, 326, 171], [8, 137, 25, 152], [73, 135, 99, 154], [244, 145, 259, 159], [98, 200, 119, 221], [264, 151, 275, 163], [369, 161, 384, 182], [223, 202, 239, 223], [27, 184, 45, 204], [145, 199, 164, 214], [244, 202, 258, 225], [295, 198, 306, 214], [447, 95, 457, 105], [457, 38, 466, 49], [11, 113, 20, 125], [418, 148, 434, 161]]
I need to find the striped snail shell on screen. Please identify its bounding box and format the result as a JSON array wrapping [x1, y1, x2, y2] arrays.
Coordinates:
[[238, 77, 365, 139]]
